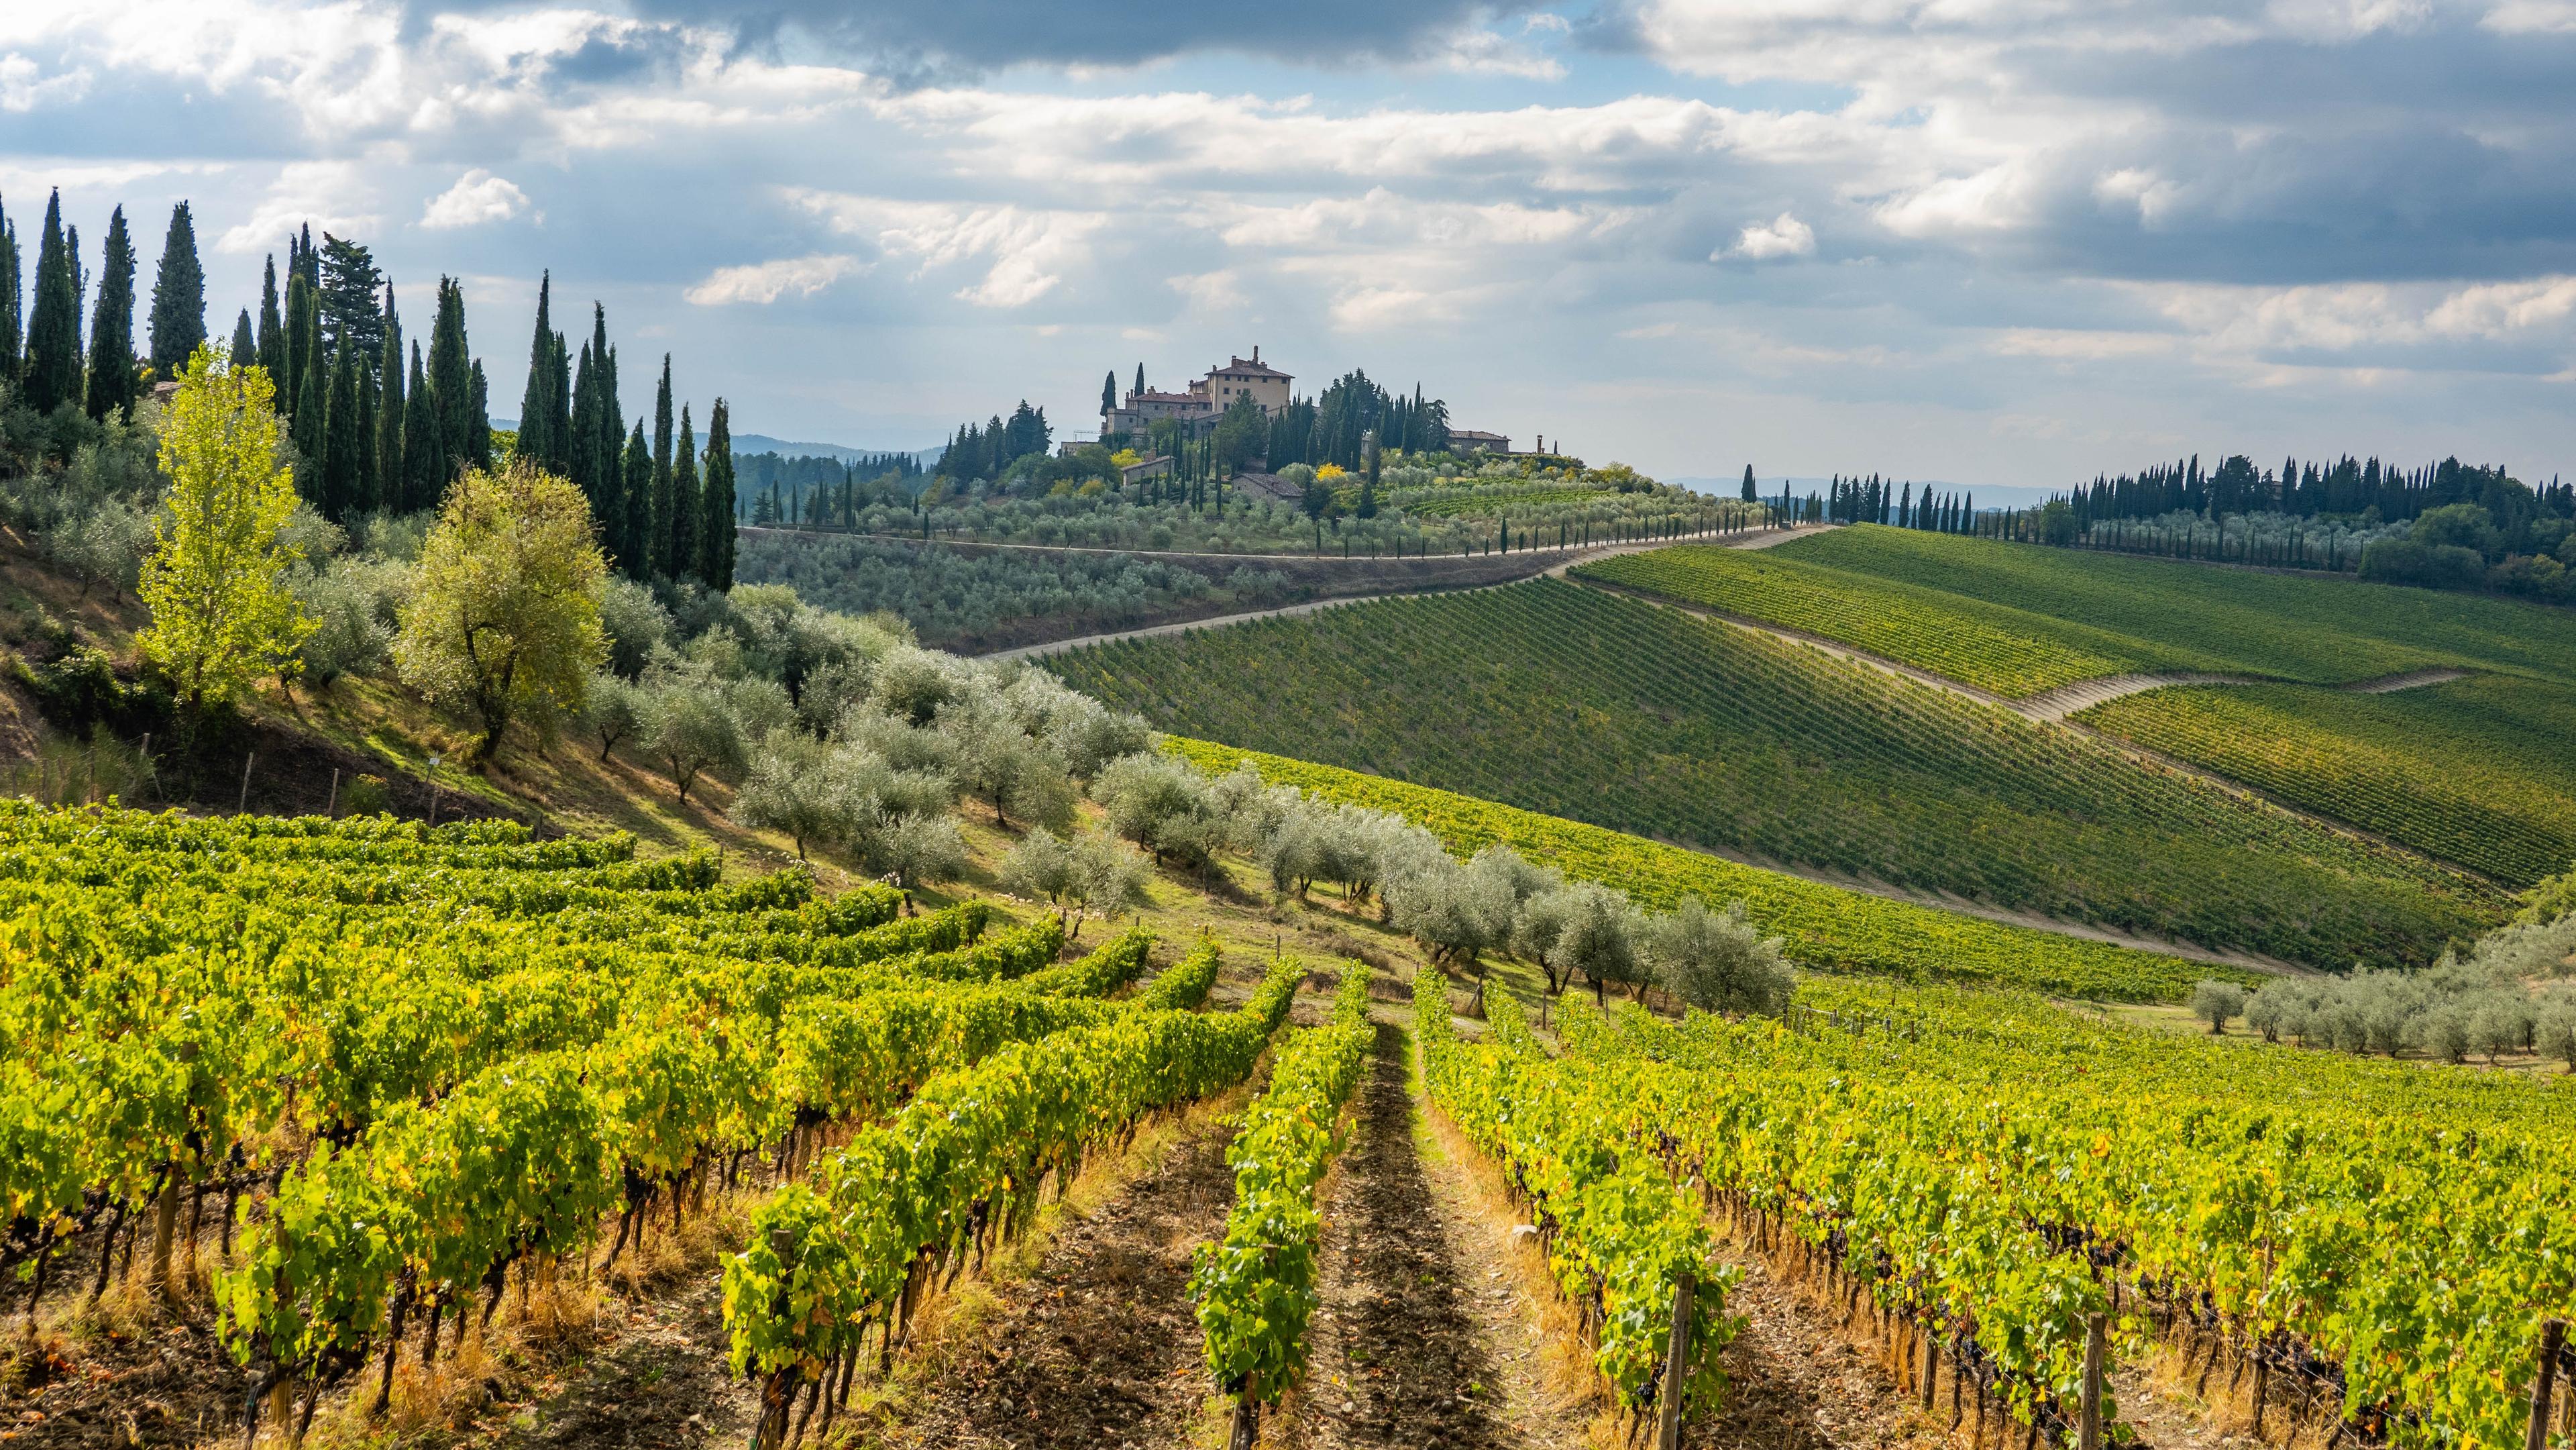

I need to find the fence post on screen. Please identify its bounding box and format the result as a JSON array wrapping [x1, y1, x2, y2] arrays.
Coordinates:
[[2532, 1318, 2568, 1450], [2080, 1313, 2107, 1450], [1229, 1389, 1258, 1450], [1657, 1272, 1695, 1450], [236, 751, 255, 814]]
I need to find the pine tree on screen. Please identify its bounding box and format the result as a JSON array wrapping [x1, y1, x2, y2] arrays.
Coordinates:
[[400, 342, 445, 510], [427, 277, 474, 474], [228, 308, 254, 370], [255, 255, 284, 384], [23, 191, 83, 415], [84, 207, 138, 420], [518, 273, 557, 469], [322, 333, 362, 521], [146, 201, 206, 380], [376, 285, 404, 511], [621, 420, 652, 579], [0, 195, 19, 382], [316, 234, 384, 368], [669, 405, 700, 583], [651, 356, 675, 578], [700, 399, 736, 590]]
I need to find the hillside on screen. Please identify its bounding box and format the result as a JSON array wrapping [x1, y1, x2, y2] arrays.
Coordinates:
[[1051, 578, 2504, 968], [1579, 528, 2576, 886]]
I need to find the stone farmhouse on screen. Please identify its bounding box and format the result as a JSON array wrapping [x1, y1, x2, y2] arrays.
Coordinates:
[[1102, 349, 1294, 438]]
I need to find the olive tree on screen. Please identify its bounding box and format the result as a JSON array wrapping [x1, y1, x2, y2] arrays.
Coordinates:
[[2188, 980, 2247, 1035], [1644, 897, 1792, 1018]]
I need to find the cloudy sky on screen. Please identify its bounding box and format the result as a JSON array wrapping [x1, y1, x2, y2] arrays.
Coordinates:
[[6, 0, 2575, 487]]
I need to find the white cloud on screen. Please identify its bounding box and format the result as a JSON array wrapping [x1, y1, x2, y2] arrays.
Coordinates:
[[2482, 0, 2576, 29], [0, 54, 92, 112], [684, 254, 864, 305], [1724, 212, 1817, 261], [214, 159, 379, 253], [420, 169, 532, 228], [789, 191, 1106, 308]]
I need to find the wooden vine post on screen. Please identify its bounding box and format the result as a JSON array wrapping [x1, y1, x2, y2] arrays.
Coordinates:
[[1230, 1382, 1259, 1450], [1656, 1272, 1696, 1450], [2532, 1318, 2567, 1450], [2080, 1313, 2108, 1450]]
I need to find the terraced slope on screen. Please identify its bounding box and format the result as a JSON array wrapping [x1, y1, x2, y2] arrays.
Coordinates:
[[2080, 673, 2576, 888], [1053, 579, 2504, 970], [1746, 526, 2576, 683]]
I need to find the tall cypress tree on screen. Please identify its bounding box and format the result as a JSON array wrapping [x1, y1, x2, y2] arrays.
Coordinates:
[[568, 340, 601, 527], [292, 303, 325, 490], [651, 356, 674, 577], [23, 191, 82, 414], [315, 234, 384, 366], [546, 328, 572, 470], [228, 307, 254, 368], [146, 201, 206, 380], [85, 207, 138, 420], [0, 197, 21, 384], [426, 277, 474, 473], [376, 285, 404, 512], [1101, 370, 1116, 418], [621, 421, 652, 580], [284, 268, 316, 417], [1132, 362, 1144, 395], [700, 399, 736, 590], [322, 333, 362, 521], [256, 255, 284, 382], [669, 405, 700, 582], [467, 359, 491, 470], [400, 342, 444, 510], [519, 273, 556, 468], [1740, 464, 1757, 503]]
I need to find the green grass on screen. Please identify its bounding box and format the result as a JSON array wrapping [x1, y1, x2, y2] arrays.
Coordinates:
[[1166, 739, 2248, 1001], [2080, 674, 2576, 889], [1052, 579, 2504, 970], [1761, 526, 2576, 684], [1575, 543, 2208, 696]]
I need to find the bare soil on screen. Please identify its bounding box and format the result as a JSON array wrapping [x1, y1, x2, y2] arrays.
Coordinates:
[[882, 1110, 1245, 1450], [1296, 1021, 1528, 1450]]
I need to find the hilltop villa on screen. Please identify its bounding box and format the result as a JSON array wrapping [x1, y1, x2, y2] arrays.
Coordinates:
[[1102, 349, 1294, 437]]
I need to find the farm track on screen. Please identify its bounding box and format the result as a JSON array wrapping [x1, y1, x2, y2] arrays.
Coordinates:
[[982, 525, 1835, 663], [883, 1107, 1244, 1450], [1297, 1019, 1561, 1450]]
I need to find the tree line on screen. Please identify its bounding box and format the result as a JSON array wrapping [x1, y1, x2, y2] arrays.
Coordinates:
[[2071, 453, 2573, 528], [0, 189, 747, 592]]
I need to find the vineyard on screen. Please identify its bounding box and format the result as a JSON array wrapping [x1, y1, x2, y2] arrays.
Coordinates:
[[0, 798, 1321, 1448], [1574, 544, 2207, 696], [2080, 674, 2576, 888], [1535, 976, 2576, 1450], [1051, 580, 2504, 970], [1746, 527, 2576, 684], [1170, 738, 2248, 1001]]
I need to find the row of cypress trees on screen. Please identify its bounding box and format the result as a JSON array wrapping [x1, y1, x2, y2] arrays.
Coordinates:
[[0, 189, 740, 591]]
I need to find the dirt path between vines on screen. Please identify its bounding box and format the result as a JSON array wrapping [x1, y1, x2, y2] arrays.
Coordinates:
[[1295, 1019, 1582, 1450], [883, 1110, 1244, 1450]]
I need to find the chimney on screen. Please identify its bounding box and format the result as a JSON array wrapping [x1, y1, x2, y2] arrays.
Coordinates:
[[1252, 345, 1260, 364]]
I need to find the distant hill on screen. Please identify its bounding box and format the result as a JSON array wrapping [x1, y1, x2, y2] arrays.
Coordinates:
[[1670, 476, 2062, 510], [493, 420, 939, 468]]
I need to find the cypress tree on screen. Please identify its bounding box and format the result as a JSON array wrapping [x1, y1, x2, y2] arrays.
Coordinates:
[[322, 333, 362, 521], [518, 273, 556, 468], [426, 277, 474, 472], [315, 234, 384, 366], [546, 328, 572, 470], [376, 286, 404, 511], [1101, 370, 1116, 418], [146, 201, 206, 380], [284, 269, 318, 417], [468, 359, 491, 470], [228, 307, 255, 369], [621, 420, 653, 578], [569, 341, 601, 525], [1740, 464, 1757, 503], [652, 356, 675, 577], [700, 399, 736, 590], [400, 341, 444, 509], [669, 405, 700, 582], [1133, 362, 1144, 395], [0, 195, 19, 382], [256, 255, 284, 383], [291, 304, 325, 491], [23, 191, 82, 415], [84, 207, 138, 420]]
